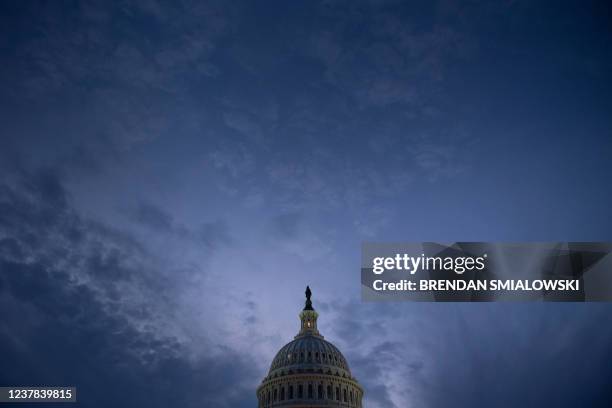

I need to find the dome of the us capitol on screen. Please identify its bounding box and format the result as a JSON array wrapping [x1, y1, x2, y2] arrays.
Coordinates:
[[257, 286, 364, 407]]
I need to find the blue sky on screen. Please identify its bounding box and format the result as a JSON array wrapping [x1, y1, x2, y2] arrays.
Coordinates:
[[1, 1, 612, 407]]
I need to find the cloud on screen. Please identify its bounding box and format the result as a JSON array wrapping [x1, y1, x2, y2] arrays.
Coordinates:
[[208, 142, 257, 180], [223, 111, 266, 143], [269, 212, 302, 239], [1, 0, 234, 164], [0, 169, 257, 407], [133, 202, 174, 232], [129, 201, 231, 249], [306, 6, 475, 109], [324, 300, 612, 408], [0, 257, 258, 407]]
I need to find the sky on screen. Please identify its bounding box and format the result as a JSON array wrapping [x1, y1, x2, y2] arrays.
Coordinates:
[[1, 1, 612, 407]]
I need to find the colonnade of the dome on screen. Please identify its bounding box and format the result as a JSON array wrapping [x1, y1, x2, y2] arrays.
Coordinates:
[[257, 374, 363, 407]]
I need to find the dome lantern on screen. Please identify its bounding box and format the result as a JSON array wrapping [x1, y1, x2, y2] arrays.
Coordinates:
[[297, 285, 321, 338]]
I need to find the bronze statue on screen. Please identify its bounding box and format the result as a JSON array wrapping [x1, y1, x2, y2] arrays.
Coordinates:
[[304, 286, 313, 310]]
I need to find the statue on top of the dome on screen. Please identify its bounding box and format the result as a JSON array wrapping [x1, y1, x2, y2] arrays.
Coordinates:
[[304, 285, 313, 310]]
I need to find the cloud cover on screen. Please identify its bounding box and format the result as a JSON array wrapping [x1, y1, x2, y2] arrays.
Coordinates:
[[1, 1, 612, 407]]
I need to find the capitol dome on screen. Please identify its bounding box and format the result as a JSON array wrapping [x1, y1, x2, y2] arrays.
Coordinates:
[[257, 287, 363, 407]]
